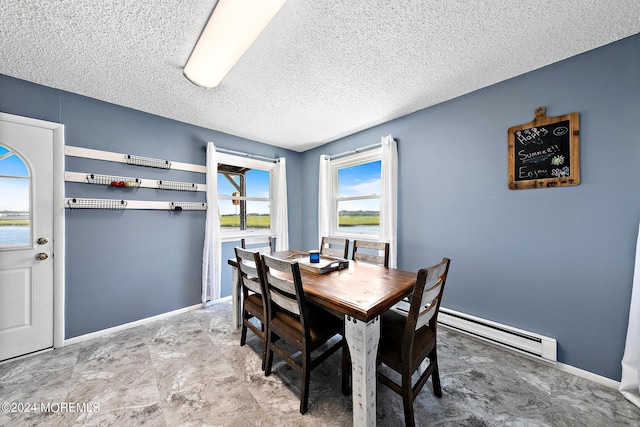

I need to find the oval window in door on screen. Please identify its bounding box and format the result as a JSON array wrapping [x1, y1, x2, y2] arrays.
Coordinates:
[[0, 144, 30, 247]]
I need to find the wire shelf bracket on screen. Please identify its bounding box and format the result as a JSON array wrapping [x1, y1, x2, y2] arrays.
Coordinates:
[[86, 173, 141, 188], [157, 180, 198, 192]]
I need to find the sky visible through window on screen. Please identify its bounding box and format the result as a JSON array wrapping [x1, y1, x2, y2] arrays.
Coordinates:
[[0, 146, 29, 211], [218, 169, 270, 215], [215, 160, 380, 218], [338, 160, 381, 212]]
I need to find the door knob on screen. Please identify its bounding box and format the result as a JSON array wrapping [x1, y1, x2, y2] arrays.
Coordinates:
[[37, 237, 48, 245], [35, 253, 48, 261]]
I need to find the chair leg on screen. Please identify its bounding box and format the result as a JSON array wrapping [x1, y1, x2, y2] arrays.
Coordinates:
[[430, 349, 442, 398], [260, 320, 267, 371], [341, 341, 351, 395], [264, 333, 274, 377], [300, 349, 311, 414], [401, 371, 416, 427], [240, 318, 248, 346]]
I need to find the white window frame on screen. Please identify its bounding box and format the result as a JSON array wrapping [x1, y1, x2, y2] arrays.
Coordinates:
[[330, 148, 382, 240], [216, 153, 275, 242]]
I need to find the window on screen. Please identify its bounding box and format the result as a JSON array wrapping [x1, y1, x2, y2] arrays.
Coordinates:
[[0, 144, 30, 247], [331, 149, 382, 238], [216, 153, 274, 239]]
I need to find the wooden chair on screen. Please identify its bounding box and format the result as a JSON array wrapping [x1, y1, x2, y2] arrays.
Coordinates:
[[241, 236, 274, 255], [234, 247, 269, 370], [262, 254, 344, 414], [377, 258, 451, 427], [320, 236, 349, 259], [351, 240, 390, 267]]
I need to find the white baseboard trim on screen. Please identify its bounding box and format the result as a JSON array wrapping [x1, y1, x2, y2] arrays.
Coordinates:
[[204, 295, 232, 307], [554, 361, 621, 390], [64, 303, 203, 346], [64, 297, 234, 347]]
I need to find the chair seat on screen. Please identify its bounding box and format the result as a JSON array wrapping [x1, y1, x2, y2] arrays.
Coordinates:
[[378, 310, 436, 371], [271, 305, 342, 347]]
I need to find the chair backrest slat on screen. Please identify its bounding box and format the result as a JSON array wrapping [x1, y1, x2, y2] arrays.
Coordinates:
[[242, 276, 263, 295], [352, 240, 389, 267], [354, 252, 382, 264], [418, 278, 443, 309], [270, 289, 301, 315], [405, 258, 450, 337], [415, 278, 443, 330], [320, 236, 349, 259], [241, 236, 274, 255], [322, 246, 346, 258], [262, 254, 303, 316], [265, 270, 297, 296], [235, 247, 266, 296], [415, 304, 438, 330], [239, 261, 260, 280]]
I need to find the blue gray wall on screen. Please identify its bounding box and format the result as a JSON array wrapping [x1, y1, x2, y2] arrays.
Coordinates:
[[0, 75, 302, 338], [300, 34, 640, 381]]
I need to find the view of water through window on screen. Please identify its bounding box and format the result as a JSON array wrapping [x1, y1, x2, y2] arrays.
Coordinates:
[[0, 145, 31, 246]]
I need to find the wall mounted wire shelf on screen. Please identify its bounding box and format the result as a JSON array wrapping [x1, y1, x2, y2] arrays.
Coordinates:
[[157, 180, 198, 192], [67, 198, 127, 210], [86, 173, 141, 188], [124, 154, 171, 169], [170, 202, 207, 211]]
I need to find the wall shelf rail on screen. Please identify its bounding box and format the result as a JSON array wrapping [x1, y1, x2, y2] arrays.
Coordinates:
[[65, 172, 206, 192], [65, 146, 206, 173], [170, 202, 207, 211], [65, 198, 207, 211], [67, 198, 127, 210]]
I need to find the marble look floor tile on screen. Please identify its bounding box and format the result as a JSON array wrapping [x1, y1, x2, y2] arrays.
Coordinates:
[[1, 301, 639, 427], [162, 377, 262, 426]]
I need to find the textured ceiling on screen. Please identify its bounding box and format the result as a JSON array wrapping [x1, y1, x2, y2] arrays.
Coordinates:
[[1, 1, 639, 152]]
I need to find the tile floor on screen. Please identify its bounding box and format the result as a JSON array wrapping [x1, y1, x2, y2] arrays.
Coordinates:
[[1, 302, 639, 426]]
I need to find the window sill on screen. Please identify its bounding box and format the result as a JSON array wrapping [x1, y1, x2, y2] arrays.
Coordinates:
[[331, 230, 380, 241], [220, 229, 274, 243]]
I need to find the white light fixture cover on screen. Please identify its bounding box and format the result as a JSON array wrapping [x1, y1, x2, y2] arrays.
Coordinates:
[[184, 0, 287, 88]]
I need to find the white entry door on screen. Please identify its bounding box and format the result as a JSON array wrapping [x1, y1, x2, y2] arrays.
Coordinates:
[[0, 119, 54, 361]]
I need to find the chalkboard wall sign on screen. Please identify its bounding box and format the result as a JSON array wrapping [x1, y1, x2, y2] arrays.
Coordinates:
[[508, 107, 580, 190]]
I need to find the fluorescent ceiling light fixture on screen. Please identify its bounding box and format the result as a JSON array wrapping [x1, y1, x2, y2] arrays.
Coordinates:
[[184, 0, 287, 88]]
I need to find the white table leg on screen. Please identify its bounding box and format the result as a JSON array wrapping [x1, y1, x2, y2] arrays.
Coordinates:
[[231, 265, 241, 329], [345, 315, 380, 427]]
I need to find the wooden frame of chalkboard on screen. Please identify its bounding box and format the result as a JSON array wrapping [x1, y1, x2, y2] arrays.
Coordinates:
[[508, 107, 580, 190]]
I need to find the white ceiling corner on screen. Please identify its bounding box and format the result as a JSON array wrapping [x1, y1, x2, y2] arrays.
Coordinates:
[[1, 1, 639, 152]]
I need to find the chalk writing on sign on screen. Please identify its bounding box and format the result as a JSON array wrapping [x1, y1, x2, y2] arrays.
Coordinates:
[[507, 107, 579, 190], [514, 121, 570, 182]]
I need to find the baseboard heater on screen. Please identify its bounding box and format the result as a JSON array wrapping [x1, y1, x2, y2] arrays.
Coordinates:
[[438, 308, 557, 362]]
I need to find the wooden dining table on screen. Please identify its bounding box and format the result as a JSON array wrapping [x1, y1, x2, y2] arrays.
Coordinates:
[[229, 250, 416, 427]]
